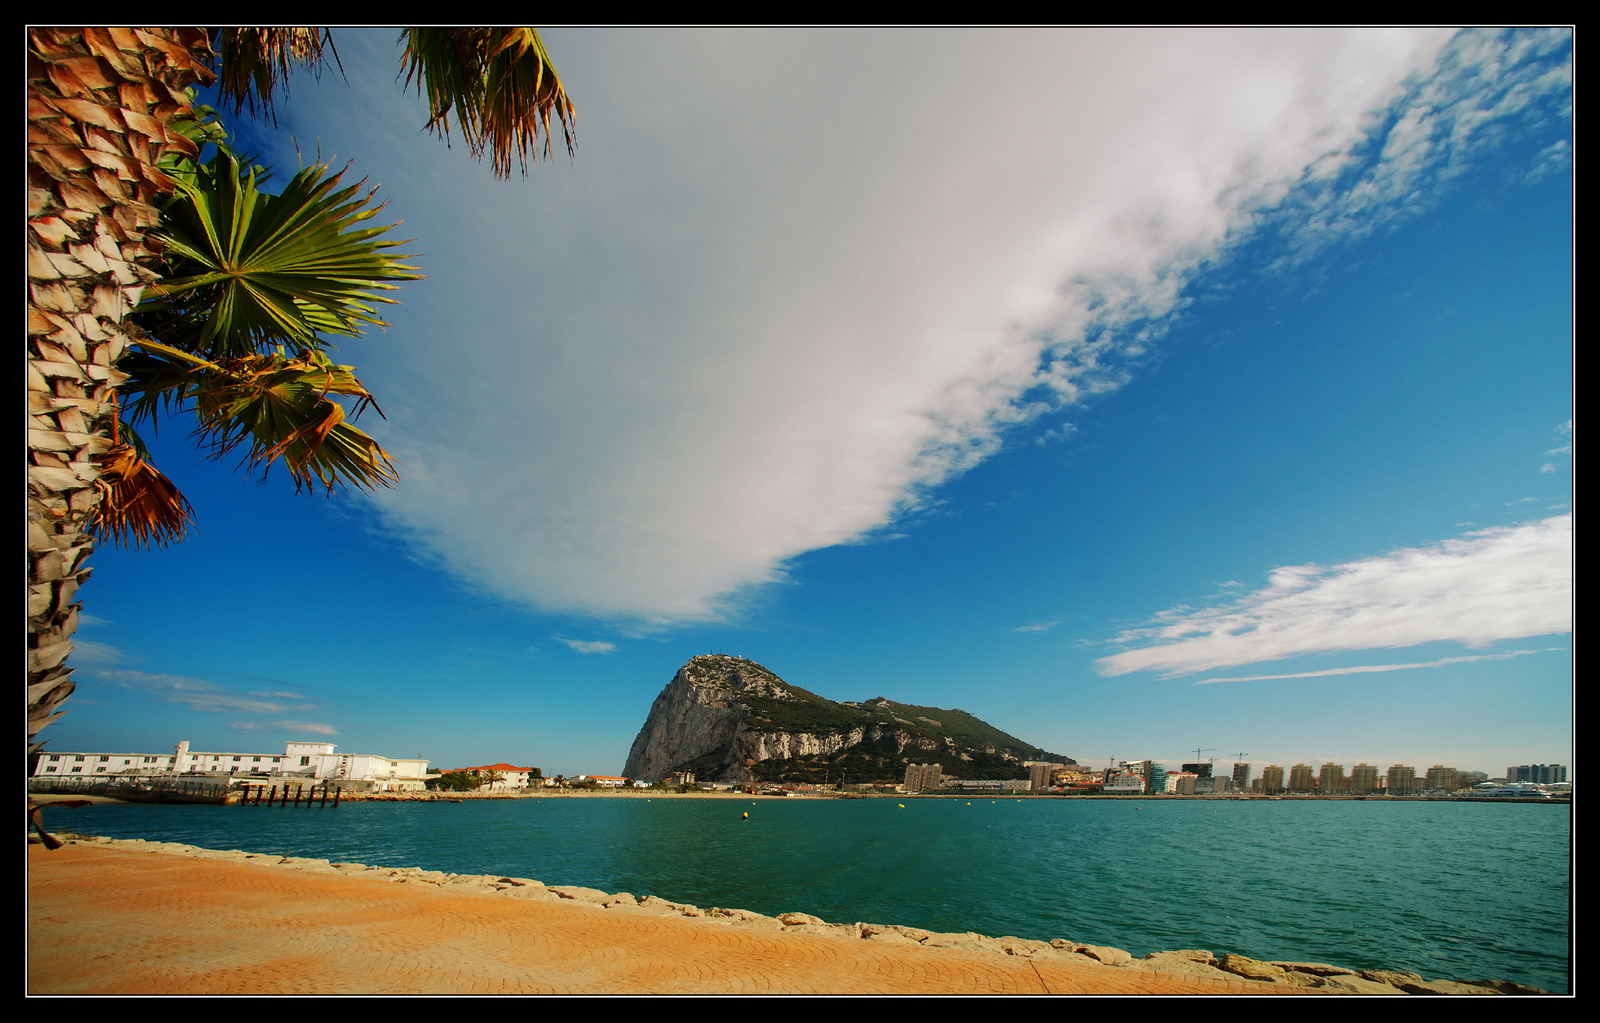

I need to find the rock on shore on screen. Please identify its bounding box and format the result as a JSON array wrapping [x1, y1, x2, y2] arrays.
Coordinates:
[[44, 834, 1546, 995]]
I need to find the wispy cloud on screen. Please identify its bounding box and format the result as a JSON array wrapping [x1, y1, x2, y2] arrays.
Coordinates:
[[1541, 420, 1572, 473], [88, 670, 323, 715], [65, 639, 128, 668], [1195, 648, 1558, 684], [290, 28, 1567, 625], [557, 638, 617, 655], [1014, 621, 1061, 634], [230, 720, 339, 736], [1097, 515, 1572, 678]]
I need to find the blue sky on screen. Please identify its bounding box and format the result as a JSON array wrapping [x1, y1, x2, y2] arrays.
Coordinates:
[[55, 27, 1571, 779]]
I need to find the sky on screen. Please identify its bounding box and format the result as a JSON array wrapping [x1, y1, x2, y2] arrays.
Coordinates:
[[53, 27, 1572, 780]]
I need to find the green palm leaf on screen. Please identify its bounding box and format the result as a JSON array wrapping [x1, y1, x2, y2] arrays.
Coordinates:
[[119, 342, 400, 494], [401, 28, 575, 178], [138, 151, 421, 357]]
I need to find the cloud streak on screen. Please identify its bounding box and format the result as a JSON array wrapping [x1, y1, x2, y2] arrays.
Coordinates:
[[277, 28, 1568, 625], [231, 720, 339, 736], [89, 670, 323, 716], [1097, 515, 1572, 678], [557, 638, 617, 655], [1195, 648, 1558, 684]]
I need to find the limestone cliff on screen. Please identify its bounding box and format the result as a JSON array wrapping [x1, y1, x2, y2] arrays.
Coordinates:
[[622, 655, 1073, 784]]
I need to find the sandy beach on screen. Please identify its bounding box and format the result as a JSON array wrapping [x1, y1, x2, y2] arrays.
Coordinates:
[[28, 839, 1309, 997], [29, 834, 1543, 996]]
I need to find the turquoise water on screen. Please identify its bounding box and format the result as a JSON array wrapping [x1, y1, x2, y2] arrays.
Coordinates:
[[50, 796, 1570, 992]]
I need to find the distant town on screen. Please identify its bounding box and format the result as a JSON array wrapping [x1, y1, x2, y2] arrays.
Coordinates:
[[28, 738, 1571, 801]]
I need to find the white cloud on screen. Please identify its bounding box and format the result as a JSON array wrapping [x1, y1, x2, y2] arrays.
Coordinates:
[[1097, 515, 1572, 678], [1015, 621, 1061, 634], [231, 720, 339, 735], [278, 28, 1566, 624], [1195, 648, 1556, 684], [65, 639, 128, 668], [557, 637, 617, 655], [89, 670, 320, 715]]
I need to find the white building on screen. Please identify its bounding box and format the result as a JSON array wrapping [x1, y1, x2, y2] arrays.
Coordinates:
[[34, 740, 430, 792], [447, 763, 540, 791]]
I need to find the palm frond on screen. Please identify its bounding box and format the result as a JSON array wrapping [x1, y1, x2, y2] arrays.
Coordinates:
[[120, 342, 400, 494], [91, 442, 195, 549], [401, 28, 575, 178], [137, 151, 421, 358], [210, 28, 339, 123]]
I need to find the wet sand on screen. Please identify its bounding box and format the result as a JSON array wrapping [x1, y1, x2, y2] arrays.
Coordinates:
[[28, 842, 1293, 996]]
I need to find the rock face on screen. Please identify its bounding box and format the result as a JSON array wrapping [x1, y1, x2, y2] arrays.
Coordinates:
[[622, 655, 1073, 785]]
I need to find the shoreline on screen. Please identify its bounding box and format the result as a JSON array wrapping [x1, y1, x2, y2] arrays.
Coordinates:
[[27, 834, 1550, 996]]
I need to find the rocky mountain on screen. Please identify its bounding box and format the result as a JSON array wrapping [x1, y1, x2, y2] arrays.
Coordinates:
[[622, 655, 1074, 785]]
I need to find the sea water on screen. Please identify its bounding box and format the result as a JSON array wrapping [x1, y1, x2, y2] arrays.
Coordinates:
[[46, 796, 1571, 992]]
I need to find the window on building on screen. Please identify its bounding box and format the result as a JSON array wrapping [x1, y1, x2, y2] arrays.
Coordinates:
[[45, 766, 57, 773], [73, 756, 84, 762], [300, 757, 310, 766], [70, 767, 82, 772], [99, 756, 109, 762]]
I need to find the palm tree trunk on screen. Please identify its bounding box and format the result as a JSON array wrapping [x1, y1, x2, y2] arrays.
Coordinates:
[[26, 28, 212, 748]]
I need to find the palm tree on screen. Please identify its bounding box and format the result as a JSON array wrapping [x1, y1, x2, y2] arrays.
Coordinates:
[[27, 27, 574, 751]]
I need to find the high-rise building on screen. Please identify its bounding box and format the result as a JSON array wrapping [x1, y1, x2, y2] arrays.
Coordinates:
[[903, 763, 942, 793], [1231, 761, 1251, 791], [1424, 765, 1459, 793], [1181, 762, 1213, 778], [1261, 765, 1285, 794], [1288, 764, 1314, 793], [1318, 763, 1346, 795], [1507, 764, 1568, 784], [1385, 764, 1417, 795], [1122, 760, 1165, 794], [1349, 763, 1379, 794], [1027, 762, 1055, 792]]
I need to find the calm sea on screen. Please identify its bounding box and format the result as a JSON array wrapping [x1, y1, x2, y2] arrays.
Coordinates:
[[50, 796, 1571, 992]]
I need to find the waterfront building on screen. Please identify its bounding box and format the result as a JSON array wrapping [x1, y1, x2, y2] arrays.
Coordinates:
[[1101, 768, 1146, 794], [447, 763, 539, 791], [1165, 772, 1198, 795], [1287, 764, 1314, 793], [1318, 763, 1346, 795], [1385, 764, 1417, 795], [574, 775, 628, 787], [1349, 763, 1379, 795], [903, 763, 943, 794], [33, 739, 430, 791], [1181, 761, 1213, 778], [1027, 762, 1056, 792], [1261, 765, 1285, 794], [1424, 765, 1459, 793], [1122, 759, 1165, 794], [1231, 761, 1251, 792], [1507, 764, 1568, 784]]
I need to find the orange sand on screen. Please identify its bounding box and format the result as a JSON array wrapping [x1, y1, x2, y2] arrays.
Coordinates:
[[27, 843, 1297, 996]]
